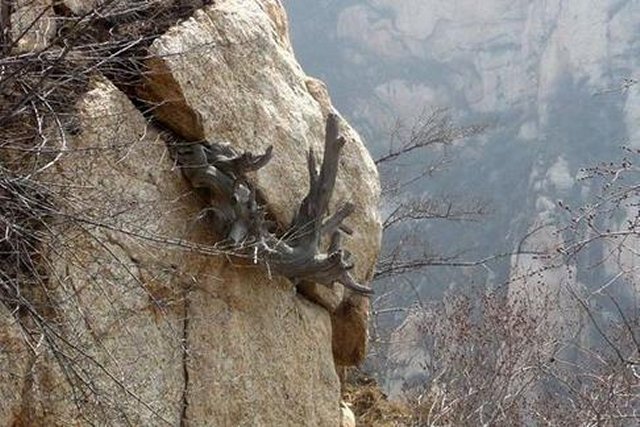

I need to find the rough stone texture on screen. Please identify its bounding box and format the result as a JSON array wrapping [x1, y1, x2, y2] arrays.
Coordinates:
[[9, 0, 56, 53], [332, 294, 370, 366], [2, 0, 382, 423], [62, 0, 102, 15], [7, 78, 341, 425], [141, 0, 381, 365], [0, 304, 28, 426], [187, 265, 339, 425], [32, 78, 187, 425]]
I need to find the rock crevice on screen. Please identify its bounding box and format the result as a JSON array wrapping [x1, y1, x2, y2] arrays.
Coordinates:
[[1, 1, 381, 425]]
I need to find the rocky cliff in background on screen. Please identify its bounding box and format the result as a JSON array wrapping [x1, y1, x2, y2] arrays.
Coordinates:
[[284, 0, 640, 394], [0, 0, 380, 425]]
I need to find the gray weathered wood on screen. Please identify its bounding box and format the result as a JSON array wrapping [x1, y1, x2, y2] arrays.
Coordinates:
[[171, 113, 373, 295]]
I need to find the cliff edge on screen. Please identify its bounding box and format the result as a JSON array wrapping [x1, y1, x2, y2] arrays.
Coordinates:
[[0, 0, 381, 425]]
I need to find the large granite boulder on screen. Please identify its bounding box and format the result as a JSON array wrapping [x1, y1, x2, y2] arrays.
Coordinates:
[[140, 0, 381, 365], [0, 0, 381, 425]]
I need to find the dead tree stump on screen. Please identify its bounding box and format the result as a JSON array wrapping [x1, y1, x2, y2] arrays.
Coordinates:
[[171, 113, 373, 296]]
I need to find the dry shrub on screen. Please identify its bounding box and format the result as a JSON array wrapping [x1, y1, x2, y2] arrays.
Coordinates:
[[0, 0, 209, 316], [342, 369, 414, 426], [0, 1, 210, 423]]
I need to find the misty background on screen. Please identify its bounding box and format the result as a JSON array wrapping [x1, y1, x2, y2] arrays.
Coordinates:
[[283, 0, 640, 395]]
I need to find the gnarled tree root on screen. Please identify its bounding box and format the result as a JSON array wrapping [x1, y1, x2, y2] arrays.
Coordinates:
[[171, 113, 373, 296]]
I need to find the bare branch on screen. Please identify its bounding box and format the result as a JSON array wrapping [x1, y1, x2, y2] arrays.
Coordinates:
[[374, 108, 486, 165]]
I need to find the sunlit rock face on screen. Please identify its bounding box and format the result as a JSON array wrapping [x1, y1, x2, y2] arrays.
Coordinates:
[[142, 0, 381, 289], [2, 76, 341, 426], [142, 0, 381, 367], [1, 0, 383, 425]]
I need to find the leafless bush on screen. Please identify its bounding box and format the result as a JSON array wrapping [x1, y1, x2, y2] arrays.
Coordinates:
[[396, 289, 550, 425], [380, 284, 640, 426], [359, 110, 640, 424], [362, 109, 492, 386], [374, 108, 489, 283], [0, 1, 215, 424]]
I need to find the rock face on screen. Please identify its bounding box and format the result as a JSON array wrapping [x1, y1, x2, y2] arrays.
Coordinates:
[[0, 304, 28, 425], [141, 0, 381, 365], [3, 76, 341, 426], [8, 0, 56, 53], [1, 0, 381, 425]]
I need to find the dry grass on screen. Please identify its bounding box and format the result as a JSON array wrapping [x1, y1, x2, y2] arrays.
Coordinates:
[[342, 369, 414, 427]]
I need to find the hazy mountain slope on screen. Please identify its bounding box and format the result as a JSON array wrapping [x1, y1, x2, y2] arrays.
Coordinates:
[[285, 0, 639, 287], [284, 0, 640, 394]]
